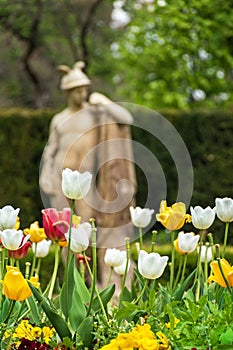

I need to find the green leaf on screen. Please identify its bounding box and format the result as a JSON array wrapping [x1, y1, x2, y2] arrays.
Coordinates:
[[27, 295, 41, 324], [60, 255, 75, 319], [69, 286, 87, 332], [29, 283, 72, 340], [91, 284, 115, 312], [76, 316, 93, 348], [0, 298, 10, 322], [73, 267, 90, 304], [220, 328, 233, 345]]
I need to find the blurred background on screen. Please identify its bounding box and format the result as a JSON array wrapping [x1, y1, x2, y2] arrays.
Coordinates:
[[0, 0, 232, 242]]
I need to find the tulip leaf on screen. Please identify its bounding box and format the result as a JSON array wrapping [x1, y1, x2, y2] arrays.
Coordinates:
[[73, 268, 90, 304], [173, 269, 196, 300], [91, 284, 115, 312], [0, 298, 10, 323], [27, 295, 41, 324], [60, 255, 75, 319], [76, 316, 93, 348], [69, 286, 87, 332], [29, 283, 72, 340]]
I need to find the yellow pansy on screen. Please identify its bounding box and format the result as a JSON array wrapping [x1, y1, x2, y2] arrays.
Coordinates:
[[0, 266, 32, 301], [156, 200, 192, 231]]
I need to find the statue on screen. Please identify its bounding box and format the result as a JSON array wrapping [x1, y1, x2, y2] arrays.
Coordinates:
[[39, 61, 137, 291]]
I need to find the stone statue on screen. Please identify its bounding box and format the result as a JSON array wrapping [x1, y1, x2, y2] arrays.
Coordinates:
[[39, 61, 137, 290]]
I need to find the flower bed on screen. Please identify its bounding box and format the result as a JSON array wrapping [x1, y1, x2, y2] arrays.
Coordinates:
[[0, 169, 233, 349]]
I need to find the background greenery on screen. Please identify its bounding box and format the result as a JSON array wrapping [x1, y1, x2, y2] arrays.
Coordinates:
[[0, 108, 232, 240], [0, 0, 233, 110]]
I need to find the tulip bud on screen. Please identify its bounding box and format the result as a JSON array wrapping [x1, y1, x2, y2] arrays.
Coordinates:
[[190, 205, 215, 230], [215, 197, 233, 223], [130, 206, 154, 228], [177, 231, 200, 254], [32, 240, 52, 258], [62, 168, 92, 200], [104, 248, 126, 268], [0, 205, 20, 230], [114, 255, 130, 275], [0, 229, 30, 250], [24, 221, 47, 243], [197, 244, 213, 263], [138, 250, 169, 279], [0, 266, 32, 301], [64, 225, 89, 253]]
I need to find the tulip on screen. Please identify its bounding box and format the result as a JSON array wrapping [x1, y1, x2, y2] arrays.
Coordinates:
[[64, 224, 90, 253], [0, 229, 30, 250], [114, 253, 130, 275], [24, 221, 47, 243], [215, 197, 233, 223], [104, 248, 126, 268], [42, 207, 71, 242], [130, 206, 154, 228], [208, 258, 233, 288], [62, 168, 92, 200], [197, 244, 213, 263], [0, 205, 20, 230], [0, 266, 32, 301], [190, 205, 215, 230], [156, 200, 192, 231], [8, 241, 31, 259], [32, 239, 52, 258], [138, 250, 169, 279], [175, 231, 200, 254]]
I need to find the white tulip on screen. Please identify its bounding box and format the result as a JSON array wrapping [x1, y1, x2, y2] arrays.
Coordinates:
[[197, 245, 213, 263], [138, 250, 169, 280], [0, 229, 30, 250], [215, 197, 233, 223], [32, 240, 52, 258], [104, 248, 126, 268], [113, 252, 130, 275], [178, 231, 200, 254], [62, 168, 92, 200], [190, 205, 215, 230], [0, 205, 20, 230], [65, 225, 89, 253], [130, 206, 154, 228]]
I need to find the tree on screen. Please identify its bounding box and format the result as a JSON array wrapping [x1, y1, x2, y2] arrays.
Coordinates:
[[113, 0, 233, 109]]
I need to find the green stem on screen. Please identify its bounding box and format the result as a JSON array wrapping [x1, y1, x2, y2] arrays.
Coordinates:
[[87, 219, 97, 317], [151, 231, 157, 253], [106, 267, 113, 288], [64, 199, 75, 283], [48, 242, 60, 299], [30, 243, 37, 277], [139, 227, 143, 250], [134, 279, 149, 304], [119, 237, 130, 307], [180, 254, 188, 285], [223, 222, 230, 258], [173, 256, 183, 288], [170, 231, 175, 291]]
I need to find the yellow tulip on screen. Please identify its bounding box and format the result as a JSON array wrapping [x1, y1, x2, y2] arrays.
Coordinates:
[[208, 258, 233, 288], [156, 200, 192, 231], [24, 221, 46, 243], [0, 266, 32, 301]]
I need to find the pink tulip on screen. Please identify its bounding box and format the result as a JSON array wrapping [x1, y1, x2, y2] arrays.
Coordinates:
[[41, 208, 71, 242]]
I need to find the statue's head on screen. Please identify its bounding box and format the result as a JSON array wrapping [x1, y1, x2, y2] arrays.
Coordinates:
[[57, 61, 91, 90]]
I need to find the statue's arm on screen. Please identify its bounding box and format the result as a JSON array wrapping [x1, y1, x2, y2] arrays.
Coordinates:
[[89, 92, 133, 124], [39, 119, 59, 194]]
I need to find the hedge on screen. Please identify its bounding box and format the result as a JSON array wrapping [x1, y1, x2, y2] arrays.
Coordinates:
[[0, 108, 232, 242]]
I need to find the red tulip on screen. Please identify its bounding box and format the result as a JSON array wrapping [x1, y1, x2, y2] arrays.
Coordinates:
[[8, 241, 31, 259], [41, 208, 71, 242]]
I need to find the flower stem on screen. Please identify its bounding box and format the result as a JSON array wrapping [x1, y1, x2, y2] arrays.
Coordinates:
[[87, 219, 97, 316], [119, 237, 130, 307], [106, 267, 113, 288], [180, 254, 188, 285], [48, 242, 60, 299], [139, 227, 143, 250], [169, 231, 175, 291], [134, 279, 149, 304], [30, 243, 37, 277], [151, 231, 157, 253], [223, 222, 230, 258]]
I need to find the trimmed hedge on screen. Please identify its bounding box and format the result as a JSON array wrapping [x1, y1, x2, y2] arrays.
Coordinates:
[[0, 108, 232, 240]]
